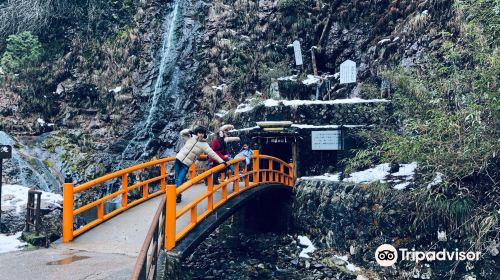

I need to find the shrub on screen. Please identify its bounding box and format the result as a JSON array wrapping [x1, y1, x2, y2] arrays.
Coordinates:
[[0, 31, 42, 74], [346, 0, 499, 191]]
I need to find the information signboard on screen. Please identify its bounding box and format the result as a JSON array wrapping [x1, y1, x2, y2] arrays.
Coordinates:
[[0, 145, 12, 159], [311, 131, 342, 150], [340, 60, 357, 84], [293, 40, 303, 66]]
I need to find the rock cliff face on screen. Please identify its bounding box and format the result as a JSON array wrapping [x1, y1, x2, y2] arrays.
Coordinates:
[[0, 0, 457, 185], [0, 0, 471, 248], [292, 178, 498, 279]]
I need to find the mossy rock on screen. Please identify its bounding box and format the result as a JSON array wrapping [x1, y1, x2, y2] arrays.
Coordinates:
[[21, 231, 47, 247]]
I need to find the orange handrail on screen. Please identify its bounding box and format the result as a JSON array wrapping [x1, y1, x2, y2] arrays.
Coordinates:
[[164, 150, 295, 250], [62, 155, 208, 242], [62, 150, 295, 252]]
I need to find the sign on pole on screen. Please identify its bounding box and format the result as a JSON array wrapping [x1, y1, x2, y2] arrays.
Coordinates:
[[0, 145, 12, 159], [311, 131, 343, 150], [0, 145, 12, 224], [293, 40, 303, 66], [340, 60, 357, 84]]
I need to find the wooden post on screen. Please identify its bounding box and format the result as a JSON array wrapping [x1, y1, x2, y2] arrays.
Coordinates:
[[233, 163, 239, 193], [311, 47, 318, 76], [165, 184, 176, 250], [188, 163, 196, 179], [160, 162, 166, 192], [280, 163, 285, 184], [97, 203, 104, 220], [62, 176, 74, 243], [252, 150, 260, 184], [288, 163, 295, 187], [207, 174, 213, 211], [244, 164, 250, 188], [268, 160, 273, 182], [122, 174, 128, 208], [143, 183, 149, 198]]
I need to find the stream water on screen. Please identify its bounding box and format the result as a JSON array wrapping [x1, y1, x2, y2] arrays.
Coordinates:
[[120, 0, 183, 164], [0, 131, 59, 193]]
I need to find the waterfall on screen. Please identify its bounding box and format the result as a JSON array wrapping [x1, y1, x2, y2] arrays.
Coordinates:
[[120, 0, 183, 164], [145, 0, 181, 128]]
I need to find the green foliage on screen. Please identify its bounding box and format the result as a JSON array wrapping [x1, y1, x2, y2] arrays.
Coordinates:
[[0, 32, 42, 74], [413, 191, 475, 232], [345, 1, 499, 190], [43, 159, 54, 168]]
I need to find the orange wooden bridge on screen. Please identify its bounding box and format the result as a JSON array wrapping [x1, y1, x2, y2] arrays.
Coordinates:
[[61, 150, 295, 279]]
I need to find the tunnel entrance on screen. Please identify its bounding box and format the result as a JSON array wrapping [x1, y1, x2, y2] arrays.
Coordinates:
[[232, 186, 293, 234], [260, 142, 293, 163]]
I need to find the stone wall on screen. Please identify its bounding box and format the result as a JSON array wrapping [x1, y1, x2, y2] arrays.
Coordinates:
[[230, 101, 391, 129], [291, 178, 498, 279]]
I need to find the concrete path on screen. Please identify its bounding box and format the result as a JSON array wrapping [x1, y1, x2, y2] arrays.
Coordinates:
[[0, 180, 242, 279]]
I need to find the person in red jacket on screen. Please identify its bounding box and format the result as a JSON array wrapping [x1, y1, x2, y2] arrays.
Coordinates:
[[210, 124, 240, 183]]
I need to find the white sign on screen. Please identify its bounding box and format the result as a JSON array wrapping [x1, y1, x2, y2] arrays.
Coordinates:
[[340, 60, 357, 84], [311, 131, 342, 150], [293, 40, 303, 66]]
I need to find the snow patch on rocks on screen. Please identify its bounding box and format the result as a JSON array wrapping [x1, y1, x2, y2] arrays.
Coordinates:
[[297, 236, 316, 258], [299, 173, 341, 182], [344, 164, 391, 184], [300, 162, 418, 190], [0, 232, 27, 253], [264, 98, 389, 108], [1, 184, 62, 214]]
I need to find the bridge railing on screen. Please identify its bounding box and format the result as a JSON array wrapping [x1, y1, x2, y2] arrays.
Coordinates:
[[62, 157, 175, 242], [165, 150, 295, 250], [62, 155, 210, 242], [130, 195, 166, 280]]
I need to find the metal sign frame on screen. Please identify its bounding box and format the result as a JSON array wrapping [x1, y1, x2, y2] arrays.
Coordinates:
[[0, 145, 12, 224], [340, 60, 357, 84], [311, 130, 343, 150]]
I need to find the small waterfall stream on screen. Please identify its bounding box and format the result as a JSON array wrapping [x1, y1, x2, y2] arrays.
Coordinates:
[[120, 0, 183, 164], [102, 0, 187, 207], [0, 131, 60, 193]]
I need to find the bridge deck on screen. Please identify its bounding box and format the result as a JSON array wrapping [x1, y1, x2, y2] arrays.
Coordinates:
[[0, 182, 228, 279]]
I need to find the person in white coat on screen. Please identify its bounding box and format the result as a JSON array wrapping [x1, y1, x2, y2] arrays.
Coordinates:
[[175, 126, 227, 202]]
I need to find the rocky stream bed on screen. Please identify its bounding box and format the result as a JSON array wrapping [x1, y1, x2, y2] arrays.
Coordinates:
[[182, 220, 369, 280]]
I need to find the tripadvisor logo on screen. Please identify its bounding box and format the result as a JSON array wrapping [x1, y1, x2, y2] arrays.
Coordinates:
[[375, 244, 481, 267], [375, 244, 398, 266]]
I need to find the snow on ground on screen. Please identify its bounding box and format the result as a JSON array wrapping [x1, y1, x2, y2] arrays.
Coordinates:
[[343, 163, 391, 184], [391, 162, 417, 178], [393, 182, 411, 190], [277, 75, 298, 81], [427, 172, 444, 189], [215, 110, 228, 118], [235, 97, 389, 114], [292, 124, 367, 129], [109, 86, 122, 93], [300, 162, 418, 190], [1, 184, 62, 214], [292, 124, 341, 129], [264, 98, 389, 108], [333, 255, 361, 272], [302, 75, 321, 85], [378, 38, 391, 44], [299, 173, 341, 182], [297, 236, 316, 258], [0, 232, 27, 254], [235, 103, 254, 113]]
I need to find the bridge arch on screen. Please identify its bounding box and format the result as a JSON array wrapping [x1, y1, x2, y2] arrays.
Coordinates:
[[61, 150, 295, 279], [169, 183, 292, 259]]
